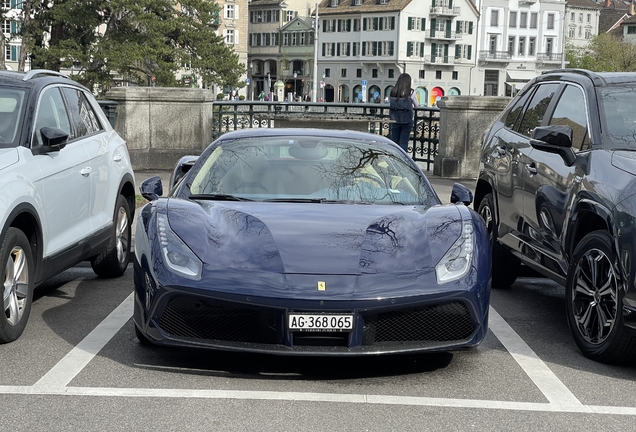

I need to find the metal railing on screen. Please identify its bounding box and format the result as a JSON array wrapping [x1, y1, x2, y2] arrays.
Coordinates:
[[479, 50, 512, 60], [212, 101, 440, 171], [537, 52, 563, 62]]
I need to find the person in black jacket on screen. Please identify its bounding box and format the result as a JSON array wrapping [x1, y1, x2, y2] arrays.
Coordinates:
[[389, 73, 419, 153]]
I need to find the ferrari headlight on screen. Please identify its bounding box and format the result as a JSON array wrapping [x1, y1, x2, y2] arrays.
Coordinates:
[[156, 213, 202, 280], [435, 221, 474, 284]]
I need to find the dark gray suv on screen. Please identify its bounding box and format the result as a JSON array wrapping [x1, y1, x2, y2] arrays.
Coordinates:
[[475, 69, 636, 363]]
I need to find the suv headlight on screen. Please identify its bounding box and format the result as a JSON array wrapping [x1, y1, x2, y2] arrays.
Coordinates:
[[435, 221, 474, 284], [157, 213, 203, 280]]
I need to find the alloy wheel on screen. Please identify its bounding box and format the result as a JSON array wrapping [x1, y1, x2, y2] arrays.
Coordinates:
[[571, 248, 618, 345], [115, 206, 129, 265], [3, 246, 29, 327]]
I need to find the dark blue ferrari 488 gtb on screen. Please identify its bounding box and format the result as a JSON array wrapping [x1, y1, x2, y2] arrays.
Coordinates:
[[133, 128, 491, 356]]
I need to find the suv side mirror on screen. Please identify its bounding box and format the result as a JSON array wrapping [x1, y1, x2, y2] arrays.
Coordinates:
[[530, 125, 576, 166], [31, 127, 69, 155]]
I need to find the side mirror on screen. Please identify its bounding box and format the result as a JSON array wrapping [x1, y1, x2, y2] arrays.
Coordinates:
[[31, 127, 69, 155], [450, 183, 473, 206], [530, 125, 576, 166], [169, 155, 198, 189], [140, 176, 163, 201]]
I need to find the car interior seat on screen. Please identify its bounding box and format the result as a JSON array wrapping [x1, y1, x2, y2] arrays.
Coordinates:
[[220, 154, 276, 194]]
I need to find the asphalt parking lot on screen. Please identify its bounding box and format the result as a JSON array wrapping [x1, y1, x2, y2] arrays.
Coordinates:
[[2, 265, 636, 431], [1, 172, 635, 431]]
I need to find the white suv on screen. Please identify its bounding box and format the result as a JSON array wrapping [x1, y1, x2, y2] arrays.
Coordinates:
[[0, 70, 135, 343]]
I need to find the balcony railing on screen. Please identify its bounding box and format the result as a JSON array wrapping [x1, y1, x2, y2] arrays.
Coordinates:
[[422, 55, 460, 65], [427, 30, 462, 40], [429, 6, 460, 15], [537, 53, 563, 62], [479, 50, 512, 61]]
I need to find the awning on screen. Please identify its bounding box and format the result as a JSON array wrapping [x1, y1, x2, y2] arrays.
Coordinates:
[[506, 70, 537, 81], [505, 81, 529, 91]]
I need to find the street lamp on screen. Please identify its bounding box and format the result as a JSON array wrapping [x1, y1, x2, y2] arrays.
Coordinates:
[[293, 72, 297, 101]]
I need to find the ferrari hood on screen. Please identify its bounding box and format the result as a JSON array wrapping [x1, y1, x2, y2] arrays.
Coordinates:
[[612, 151, 636, 176], [166, 199, 464, 275]]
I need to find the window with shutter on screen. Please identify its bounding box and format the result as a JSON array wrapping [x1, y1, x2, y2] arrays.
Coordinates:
[[407, 41, 413, 57]]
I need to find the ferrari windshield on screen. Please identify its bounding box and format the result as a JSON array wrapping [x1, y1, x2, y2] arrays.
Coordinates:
[[598, 86, 636, 149], [186, 135, 435, 205]]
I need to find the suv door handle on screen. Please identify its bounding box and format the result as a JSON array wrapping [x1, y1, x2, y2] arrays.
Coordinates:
[[80, 166, 92, 177], [525, 163, 537, 175]]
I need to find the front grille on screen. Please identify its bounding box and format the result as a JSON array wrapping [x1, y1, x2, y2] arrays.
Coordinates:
[[158, 296, 277, 344], [361, 302, 474, 345], [292, 331, 349, 347]]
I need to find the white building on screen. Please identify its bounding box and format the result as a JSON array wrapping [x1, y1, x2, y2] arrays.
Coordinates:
[[474, 0, 567, 97], [565, 0, 601, 48], [316, 0, 479, 106]]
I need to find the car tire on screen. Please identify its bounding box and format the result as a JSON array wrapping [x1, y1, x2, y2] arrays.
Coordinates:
[[565, 231, 636, 363], [0, 228, 34, 343], [477, 192, 520, 288], [91, 194, 131, 278]]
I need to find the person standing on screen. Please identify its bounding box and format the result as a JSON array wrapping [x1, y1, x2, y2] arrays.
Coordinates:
[[389, 73, 418, 153]]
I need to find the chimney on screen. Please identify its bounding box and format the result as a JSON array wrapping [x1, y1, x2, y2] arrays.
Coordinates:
[[605, 0, 611, 8], [632, 0, 635, 16]]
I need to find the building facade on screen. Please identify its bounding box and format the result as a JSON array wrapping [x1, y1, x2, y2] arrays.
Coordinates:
[[565, 0, 601, 48], [212, 0, 250, 97], [1, 0, 25, 71], [316, 0, 479, 106], [247, 0, 315, 100], [474, 0, 566, 97]]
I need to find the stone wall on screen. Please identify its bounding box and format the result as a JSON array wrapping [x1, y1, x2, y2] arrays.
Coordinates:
[[106, 87, 216, 170], [106, 87, 511, 177], [434, 96, 511, 179]]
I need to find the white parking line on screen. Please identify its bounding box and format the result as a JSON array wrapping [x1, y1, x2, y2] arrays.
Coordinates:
[[33, 293, 134, 390], [3, 295, 634, 416], [487, 306, 583, 408]]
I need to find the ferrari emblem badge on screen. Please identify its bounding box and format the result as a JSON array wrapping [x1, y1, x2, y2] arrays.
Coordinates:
[[317, 281, 326, 291]]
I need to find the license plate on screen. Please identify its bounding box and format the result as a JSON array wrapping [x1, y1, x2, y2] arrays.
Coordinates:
[[288, 313, 354, 332]]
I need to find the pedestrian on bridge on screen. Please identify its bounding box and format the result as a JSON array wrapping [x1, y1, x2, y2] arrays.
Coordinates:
[[389, 73, 418, 153]]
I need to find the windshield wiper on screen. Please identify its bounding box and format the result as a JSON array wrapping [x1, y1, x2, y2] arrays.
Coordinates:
[[263, 197, 330, 203], [263, 198, 377, 204], [189, 193, 253, 202]]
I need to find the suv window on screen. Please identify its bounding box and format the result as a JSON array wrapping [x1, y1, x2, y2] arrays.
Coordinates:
[[504, 89, 532, 129], [33, 87, 72, 146], [549, 85, 590, 151], [0, 88, 25, 146], [61, 87, 103, 138], [518, 83, 559, 137]]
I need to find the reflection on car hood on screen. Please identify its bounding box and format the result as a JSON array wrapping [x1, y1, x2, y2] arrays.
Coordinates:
[[166, 199, 463, 275], [611, 151, 636, 176], [0, 148, 18, 171]]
